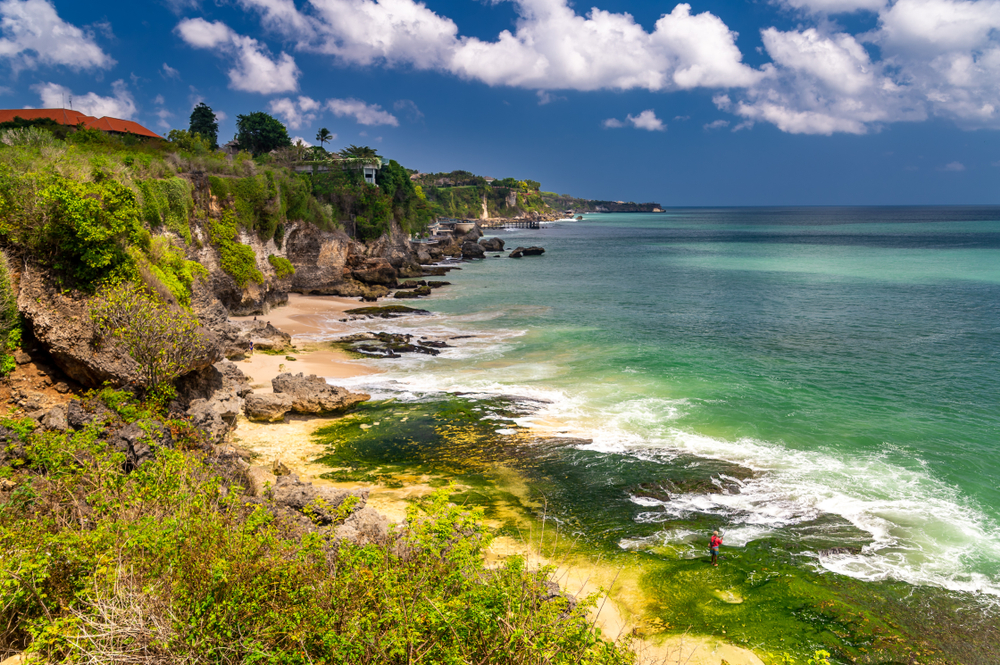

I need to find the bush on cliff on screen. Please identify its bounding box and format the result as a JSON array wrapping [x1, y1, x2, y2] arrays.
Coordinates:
[[0, 390, 634, 665], [207, 210, 264, 288], [90, 282, 218, 397]]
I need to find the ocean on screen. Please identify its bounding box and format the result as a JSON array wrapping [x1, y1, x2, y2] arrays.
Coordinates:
[[317, 208, 1000, 661]]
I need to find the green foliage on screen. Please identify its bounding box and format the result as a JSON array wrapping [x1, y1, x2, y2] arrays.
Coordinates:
[[0, 126, 58, 149], [267, 254, 295, 278], [0, 252, 20, 375], [315, 127, 332, 149], [167, 128, 213, 156], [189, 103, 219, 150], [143, 236, 207, 306], [136, 177, 193, 243], [0, 409, 634, 665], [339, 144, 380, 160], [235, 111, 291, 157], [207, 210, 263, 287], [90, 282, 218, 393], [0, 116, 71, 140], [39, 177, 145, 284]]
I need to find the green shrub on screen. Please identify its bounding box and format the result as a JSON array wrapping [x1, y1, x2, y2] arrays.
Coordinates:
[[0, 251, 20, 375], [0, 404, 634, 665], [207, 210, 263, 287], [136, 177, 193, 243], [267, 254, 295, 279], [0, 126, 58, 149]]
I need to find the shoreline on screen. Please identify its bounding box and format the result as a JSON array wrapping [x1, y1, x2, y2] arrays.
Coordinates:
[[227, 290, 767, 665]]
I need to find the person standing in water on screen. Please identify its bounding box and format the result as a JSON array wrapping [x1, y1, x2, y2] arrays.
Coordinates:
[[710, 531, 723, 566]]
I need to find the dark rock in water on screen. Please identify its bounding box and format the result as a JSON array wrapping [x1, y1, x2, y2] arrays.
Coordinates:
[[818, 546, 864, 557], [397, 280, 428, 289], [461, 241, 486, 260], [394, 285, 431, 299], [339, 331, 445, 357], [344, 305, 431, 319], [418, 340, 450, 348], [631, 458, 754, 500], [426, 281, 450, 289], [479, 237, 505, 252], [509, 246, 545, 258]]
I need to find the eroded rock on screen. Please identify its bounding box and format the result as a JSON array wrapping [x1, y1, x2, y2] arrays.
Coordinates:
[[271, 373, 370, 414], [244, 393, 295, 422]]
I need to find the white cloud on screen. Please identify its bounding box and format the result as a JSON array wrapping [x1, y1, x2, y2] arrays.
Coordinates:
[[326, 98, 398, 126], [34, 80, 137, 119], [235, 0, 759, 93], [155, 108, 173, 130], [537, 90, 566, 105], [153, 94, 165, 105], [176, 17, 300, 94], [162, 62, 180, 79], [291, 136, 314, 146], [603, 110, 666, 130], [763, 28, 873, 95], [942, 160, 966, 170], [704, 119, 730, 129], [878, 0, 1000, 53], [780, 0, 887, 14], [268, 96, 319, 129], [0, 0, 114, 70]]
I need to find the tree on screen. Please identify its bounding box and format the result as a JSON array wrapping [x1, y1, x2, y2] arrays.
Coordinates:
[[235, 111, 291, 157], [91, 282, 219, 396], [339, 144, 379, 160], [189, 103, 219, 150], [315, 127, 332, 150]]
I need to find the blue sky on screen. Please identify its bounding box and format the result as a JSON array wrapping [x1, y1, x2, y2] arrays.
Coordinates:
[[2, 0, 1000, 205]]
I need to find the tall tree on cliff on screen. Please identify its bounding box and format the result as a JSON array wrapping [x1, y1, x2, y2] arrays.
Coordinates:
[[315, 127, 333, 151], [235, 112, 292, 157], [339, 145, 379, 160], [189, 103, 219, 150]]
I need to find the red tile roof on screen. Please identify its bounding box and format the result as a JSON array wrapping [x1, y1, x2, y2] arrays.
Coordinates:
[[0, 108, 162, 139]]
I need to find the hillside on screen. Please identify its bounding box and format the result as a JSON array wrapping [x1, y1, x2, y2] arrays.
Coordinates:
[[541, 192, 663, 213], [411, 170, 554, 219]]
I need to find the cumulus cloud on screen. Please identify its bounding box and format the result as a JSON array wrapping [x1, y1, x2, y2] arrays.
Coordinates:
[[942, 160, 966, 171], [234, 0, 759, 93], [268, 96, 320, 129], [291, 136, 314, 146], [780, 0, 887, 14], [0, 0, 114, 70], [704, 119, 730, 130], [176, 17, 300, 94], [34, 80, 137, 119], [603, 110, 666, 130], [326, 98, 398, 126]]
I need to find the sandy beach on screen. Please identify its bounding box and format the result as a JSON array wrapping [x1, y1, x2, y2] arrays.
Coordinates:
[[227, 291, 764, 665], [230, 293, 380, 392]]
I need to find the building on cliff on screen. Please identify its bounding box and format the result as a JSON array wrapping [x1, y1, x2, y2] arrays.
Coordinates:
[[0, 108, 162, 139]]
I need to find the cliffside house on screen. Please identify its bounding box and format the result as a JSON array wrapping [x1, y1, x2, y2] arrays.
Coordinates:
[[0, 108, 162, 139]]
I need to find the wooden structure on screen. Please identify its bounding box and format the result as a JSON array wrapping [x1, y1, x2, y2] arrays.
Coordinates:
[[480, 219, 540, 229]]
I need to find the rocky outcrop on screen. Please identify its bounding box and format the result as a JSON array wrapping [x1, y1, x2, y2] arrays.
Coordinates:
[[348, 256, 398, 287], [479, 237, 504, 252], [245, 393, 295, 422], [244, 372, 370, 422], [176, 360, 253, 443], [271, 373, 370, 414], [283, 222, 353, 294], [509, 246, 545, 258], [461, 242, 485, 259], [111, 420, 173, 470]]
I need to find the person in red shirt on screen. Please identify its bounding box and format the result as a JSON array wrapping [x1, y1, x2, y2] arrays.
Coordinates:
[[710, 531, 723, 566]]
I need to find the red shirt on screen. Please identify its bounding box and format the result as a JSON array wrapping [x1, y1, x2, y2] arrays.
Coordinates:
[[710, 535, 723, 548]]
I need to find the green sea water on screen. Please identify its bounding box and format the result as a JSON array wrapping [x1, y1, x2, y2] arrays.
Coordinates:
[[322, 208, 1000, 662]]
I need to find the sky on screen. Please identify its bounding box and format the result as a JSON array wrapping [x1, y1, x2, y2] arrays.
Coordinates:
[[1, 0, 1000, 205]]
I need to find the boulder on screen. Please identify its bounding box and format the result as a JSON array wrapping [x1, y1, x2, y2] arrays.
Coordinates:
[[350, 257, 398, 286], [272, 473, 368, 526], [461, 242, 486, 259], [187, 390, 244, 442], [177, 360, 253, 405], [335, 506, 390, 545], [359, 285, 389, 302], [40, 405, 68, 432], [111, 420, 172, 470], [479, 237, 504, 252], [244, 393, 295, 422], [509, 246, 545, 258], [272, 373, 371, 414]]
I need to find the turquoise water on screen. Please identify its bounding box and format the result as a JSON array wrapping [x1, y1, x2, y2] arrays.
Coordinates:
[[333, 208, 1000, 602]]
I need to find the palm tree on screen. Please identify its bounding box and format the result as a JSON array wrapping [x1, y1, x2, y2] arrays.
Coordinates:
[[315, 127, 332, 150], [339, 144, 379, 160]]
